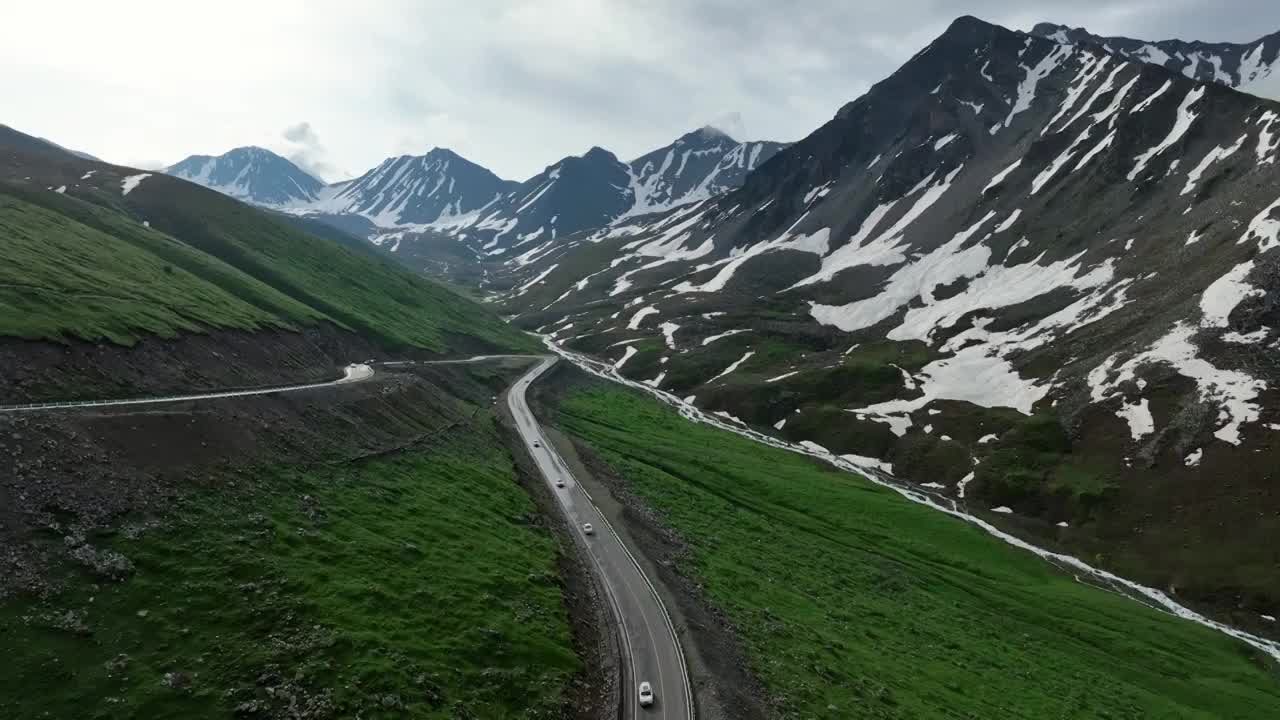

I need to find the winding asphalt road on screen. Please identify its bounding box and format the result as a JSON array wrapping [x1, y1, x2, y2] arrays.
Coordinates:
[[0, 357, 528, 414], [509, 356, 693, 720], [0, 363, 375, 413], [1, 354, 696, 717]]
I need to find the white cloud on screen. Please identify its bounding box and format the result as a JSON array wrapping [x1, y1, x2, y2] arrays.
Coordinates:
[[1, 1, 1275, 180]]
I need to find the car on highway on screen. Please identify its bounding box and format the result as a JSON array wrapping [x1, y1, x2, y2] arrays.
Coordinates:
[[582, 523, 594, 535], [555, 479, 565, 488], [638, 681, 654, 707], [533, 440, 541, 448]]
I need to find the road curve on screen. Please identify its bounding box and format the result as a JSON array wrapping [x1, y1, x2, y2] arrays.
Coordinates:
[[509, 356, 694, 720], [0, 363, 376, 414], [0, 357, 529, 414]]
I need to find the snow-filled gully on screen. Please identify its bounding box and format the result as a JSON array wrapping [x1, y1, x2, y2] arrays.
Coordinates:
[[542, 336, 1280, 662]]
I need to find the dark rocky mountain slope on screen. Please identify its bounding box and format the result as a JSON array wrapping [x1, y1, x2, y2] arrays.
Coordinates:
[[494, 15, 1280, 631]]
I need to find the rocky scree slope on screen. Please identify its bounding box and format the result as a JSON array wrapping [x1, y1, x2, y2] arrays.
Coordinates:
[[496, 15, 1280, 629]]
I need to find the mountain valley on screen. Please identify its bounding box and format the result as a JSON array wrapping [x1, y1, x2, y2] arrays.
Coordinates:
[[6, 8, 1280, 719]]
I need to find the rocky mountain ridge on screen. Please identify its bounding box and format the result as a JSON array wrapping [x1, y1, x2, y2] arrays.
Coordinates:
[[490, 14, 1280, 629], [1032, 22, 1280, 99], [166, 146, 326, 208], [163, 129, 785, 265]]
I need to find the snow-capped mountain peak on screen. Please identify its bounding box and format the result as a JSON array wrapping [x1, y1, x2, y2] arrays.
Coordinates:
[[620, 126, 787, 221], [310, 147, 516, 226], [163, 130, 786, 262], [165, 146, 324, 208], [442, 133, 789, 255]]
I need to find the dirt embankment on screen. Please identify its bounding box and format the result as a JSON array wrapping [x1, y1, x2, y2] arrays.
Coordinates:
[[0, 358, 516, 598], [0, 338, 619, 719], [527, 361, 772, 720], [0, 323, 516, 405], [0, 325, 377, 405]]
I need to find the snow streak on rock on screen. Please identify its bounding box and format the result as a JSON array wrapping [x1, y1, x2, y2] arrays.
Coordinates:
[[1128, 87, 1205, 181]]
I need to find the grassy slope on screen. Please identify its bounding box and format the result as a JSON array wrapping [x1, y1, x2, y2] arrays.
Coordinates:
[[0, 189, 320, 344], [556, 385, 1280, 719], [2, 429, 577, 719], [0, 162, 535, 352], [121, 176, 528, 351]]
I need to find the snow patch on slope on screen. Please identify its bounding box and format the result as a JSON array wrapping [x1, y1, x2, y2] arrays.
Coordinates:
[[120, 173, 152, 195]]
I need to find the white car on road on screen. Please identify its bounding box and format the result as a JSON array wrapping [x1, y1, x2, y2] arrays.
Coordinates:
[[638, 681, 654, 707], [582, 523, 594, 535]]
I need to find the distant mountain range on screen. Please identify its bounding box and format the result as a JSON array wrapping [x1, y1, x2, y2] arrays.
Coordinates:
[[308, 148, 516, 226], [1032, 22, 1280, 99], [163, 127, 786, 257], [166, 146, 326, 207]]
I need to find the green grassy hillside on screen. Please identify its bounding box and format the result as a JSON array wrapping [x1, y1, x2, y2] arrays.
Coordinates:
[[0, 144, 533, 353], [555, 384, 1280, 719], [0, 188, 318, 344], [2, 427, 579, 719]]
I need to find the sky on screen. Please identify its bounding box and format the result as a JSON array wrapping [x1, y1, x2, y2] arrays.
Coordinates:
[[4, 1, 1279, 182]]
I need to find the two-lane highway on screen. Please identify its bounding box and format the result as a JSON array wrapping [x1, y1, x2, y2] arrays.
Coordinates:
[[2, 353, 698, 717], [509, 356, 693, 720]]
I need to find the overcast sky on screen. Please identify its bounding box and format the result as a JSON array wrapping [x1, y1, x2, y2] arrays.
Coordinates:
[[4, 1, 1278, 181]]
